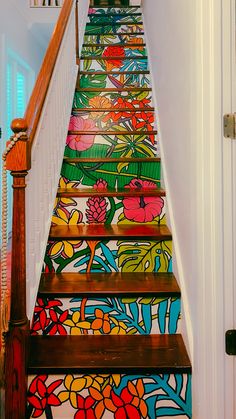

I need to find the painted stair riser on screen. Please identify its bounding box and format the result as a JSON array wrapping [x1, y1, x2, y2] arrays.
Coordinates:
[[85, 23, 144, 35], [65, 133, 160, 159], [84, 33, 145, 45], [61, 162, 161, 189], [82, 45, 147, 58], [87, 15, 143, 24], [53, 195, 166, 225], [82, 57, 148, 72], [44, 239, 172, 274], [31, 295, 181, 336], [78, 72, 151, 89], [64, 133, 159, 159], [73, 88, 153, 109], [68, 110, 156, 133], [27, 373, 192, 419]]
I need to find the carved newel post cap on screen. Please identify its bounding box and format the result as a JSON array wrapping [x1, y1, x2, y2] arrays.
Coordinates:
[[11, 118, 28, 134]]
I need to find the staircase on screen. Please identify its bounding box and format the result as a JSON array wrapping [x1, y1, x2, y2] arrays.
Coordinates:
[[26, 2, 192, 418]]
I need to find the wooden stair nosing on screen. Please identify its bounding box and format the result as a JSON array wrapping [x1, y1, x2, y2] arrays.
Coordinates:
[[39, 272, 180, 297], [75, 87, 150, 92], [28, 334, 191, 374], [89, 6, 141, 9], [88, 13, 142, 18], [88, 13, 142, 17], [84, 32, 145, 36], [72, 107, 154, 112], [57, 186, 165, 198], [67, 130, 157, 136], [86, 22, 143, 26], [81, 56, 148, 61], [49, 224, 172, 241], [63, 157, 160, 163], [79, 70, 150, 76], [82, 43, 146, 47]]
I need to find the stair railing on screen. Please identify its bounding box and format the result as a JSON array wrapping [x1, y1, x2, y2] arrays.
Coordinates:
[[2, 0, 80, 416]]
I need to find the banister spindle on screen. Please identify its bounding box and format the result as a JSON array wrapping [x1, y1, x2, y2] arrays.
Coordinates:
[[5, 118, 30, 419]]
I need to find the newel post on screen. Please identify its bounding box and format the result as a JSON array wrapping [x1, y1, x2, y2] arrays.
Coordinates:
[[5, 118, 30, 419]]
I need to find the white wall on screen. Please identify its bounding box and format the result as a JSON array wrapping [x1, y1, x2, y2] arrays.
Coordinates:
[[143, 0, 226, 418], [0, 0, 47, 246]]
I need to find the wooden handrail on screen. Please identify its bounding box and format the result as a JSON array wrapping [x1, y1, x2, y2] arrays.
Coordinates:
[[25, 0, 74, 153], [4, 1, 78, 417]]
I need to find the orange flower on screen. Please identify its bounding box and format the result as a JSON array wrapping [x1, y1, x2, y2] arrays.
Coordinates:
[[89, 385, 113, 419], [91, 309, 111, 334], [88, 96, 112, 119], [127, 37, 145, 51]]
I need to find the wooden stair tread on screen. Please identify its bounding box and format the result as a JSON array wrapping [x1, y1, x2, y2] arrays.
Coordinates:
[[49, 224, 171, 240], [67, 130, 157, 135], [86, 22, 143, 26], [82, 43, 146, 47], [28, 334, 191, 374], [81, 57, 147, 61], [79, 70, 150, 75], [72, 107, 154, 112], [39, 272, 180, 296], [57, 187, 165, 198], [84, 32, 145, 36], [75, 87, 150, 91], [63, 157, 160, 163], [88, 13, 142, 17]]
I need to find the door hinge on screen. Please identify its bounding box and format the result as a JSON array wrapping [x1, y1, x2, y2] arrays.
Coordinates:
[[223, 114, 236, 139], [225, 330, 236, 355]]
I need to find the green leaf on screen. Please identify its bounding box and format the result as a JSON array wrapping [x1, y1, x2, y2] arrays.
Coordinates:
[[80, 74, 106, 89], [117, 241, 172, 273]]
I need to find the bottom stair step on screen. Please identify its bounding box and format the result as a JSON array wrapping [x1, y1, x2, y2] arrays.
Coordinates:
[[28, 334, 191, 374]]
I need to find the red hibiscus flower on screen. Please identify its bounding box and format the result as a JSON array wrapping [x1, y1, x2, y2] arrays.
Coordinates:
[[28, 375, 62, 418], [103, 46, 125, 70], [75, 395, 96, 419]]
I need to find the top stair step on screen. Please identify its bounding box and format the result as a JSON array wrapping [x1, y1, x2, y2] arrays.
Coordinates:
[[28, 334, 191, 374]]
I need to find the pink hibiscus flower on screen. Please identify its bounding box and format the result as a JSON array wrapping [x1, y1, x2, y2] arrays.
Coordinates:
[[123, 196, 164, 223], [67, 116, 97, 151], [126, 178, 157, 190], [123, 179, 164, 223]]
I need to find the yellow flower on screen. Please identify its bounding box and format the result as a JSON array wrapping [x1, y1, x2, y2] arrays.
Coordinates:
[[63, 311, 90, 335], [49, 240, 82, 259], [58, 374, 87, 408], [110, 317, 128, 335], [52, 208, 83, 226], [54, 177, 80, 211]]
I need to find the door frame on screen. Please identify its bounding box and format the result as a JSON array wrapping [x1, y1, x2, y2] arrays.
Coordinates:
[[194, 0, 235, 417]]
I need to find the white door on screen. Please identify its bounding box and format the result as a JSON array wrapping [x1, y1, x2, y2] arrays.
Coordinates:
[[223, 1, 236, 418]]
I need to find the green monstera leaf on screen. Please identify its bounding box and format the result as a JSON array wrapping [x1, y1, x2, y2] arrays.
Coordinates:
[[117, 240, 172, 272]]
